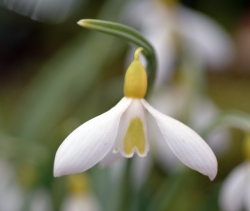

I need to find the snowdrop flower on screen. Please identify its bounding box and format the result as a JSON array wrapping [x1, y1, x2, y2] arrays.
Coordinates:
[[62, 174, 101, 211], [0, 159, 24, 211], [220, 162, 250, 211], [220, 135, 250, 211], [54, 48, 217, 180], [189, 97, 231, 154], [29, 189, 52, 211], [123, 0, 235, 87], [1, 161, 51, 211]]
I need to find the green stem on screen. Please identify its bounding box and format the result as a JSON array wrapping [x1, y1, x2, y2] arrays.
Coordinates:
[[117, 159, 134, 211], [146, 169, 190, 211]]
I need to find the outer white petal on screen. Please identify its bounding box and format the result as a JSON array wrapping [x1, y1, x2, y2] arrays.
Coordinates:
[[148, 86, 189, 119], [189, 97, 231, 155], [120, 0, 151, 29], [141, 3, 176, 88], [189, 97, 219, 132], [142, 99, 217, 180], [147, 111, 182, 172], [54, 97, 131, 177], [220, 163, 247, 211], [123, 0, 176, 88], [206, 128, 231, 155]]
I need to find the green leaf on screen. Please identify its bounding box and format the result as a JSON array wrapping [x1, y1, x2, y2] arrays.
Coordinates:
[[77, 19, 157, 90], [13, 0, 129, 142], [14, 33, 125, 142]]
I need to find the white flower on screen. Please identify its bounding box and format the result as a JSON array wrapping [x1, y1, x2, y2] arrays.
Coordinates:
[[122, 0, 235, 87], [220, 162, 250, 211], [54, 48, 217, 180], [189, 97, 231, 154], [220, 136, 250, 211], [0, 159, 24, 211], [62, 194, 101, 211], [29, 189, 52, 211], [62, 175, 101, 211]]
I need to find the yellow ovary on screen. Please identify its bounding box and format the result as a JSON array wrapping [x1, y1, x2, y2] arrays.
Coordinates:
[[124, 48, 147, 99], [123, 117, 146, 156]]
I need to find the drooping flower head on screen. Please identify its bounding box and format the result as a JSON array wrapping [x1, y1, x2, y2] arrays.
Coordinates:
[[220, 135, 250, 211], [123, 0, 235, 88], [54, 48, 217, 180], [62, 174, 101, 211]]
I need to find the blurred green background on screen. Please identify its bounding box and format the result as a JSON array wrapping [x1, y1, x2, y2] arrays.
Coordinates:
[[1, 0, 250, 210]]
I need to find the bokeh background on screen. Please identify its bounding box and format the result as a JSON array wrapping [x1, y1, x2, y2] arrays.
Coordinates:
[[1, 0, 250, 210]]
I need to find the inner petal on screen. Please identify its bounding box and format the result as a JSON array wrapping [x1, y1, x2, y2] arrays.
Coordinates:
[[115, 98, 149, 158], [124, 117, 146, 156]]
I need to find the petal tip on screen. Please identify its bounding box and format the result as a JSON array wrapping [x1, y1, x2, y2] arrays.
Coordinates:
[[209, 174, 216, 181], [77, 19, 86, 26], [53, 154, 67, 177], [208, 166, 218, 181], [53, 171, 61, 178], [53, 162, 63, 177]]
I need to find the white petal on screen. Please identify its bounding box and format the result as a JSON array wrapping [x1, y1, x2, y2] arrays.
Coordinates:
[[189, 97, 219, 132], [148, 86, 189, 118], [148, 112, 182, 172], [142, 99, 217, 180], [141, 3, 176, 88], [116, 99, 149, 158], [179, 6, 234, 70], [189, 97, 231, 155], [206, 128, 231, 155], [123, 0, 176, 88], [220, 163, 248, 211], [120, 0, 151, 29], [54, 97, 131, 177]]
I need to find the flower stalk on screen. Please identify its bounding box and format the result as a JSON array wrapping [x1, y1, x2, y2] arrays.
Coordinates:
[[77, 19, 157, 92]]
